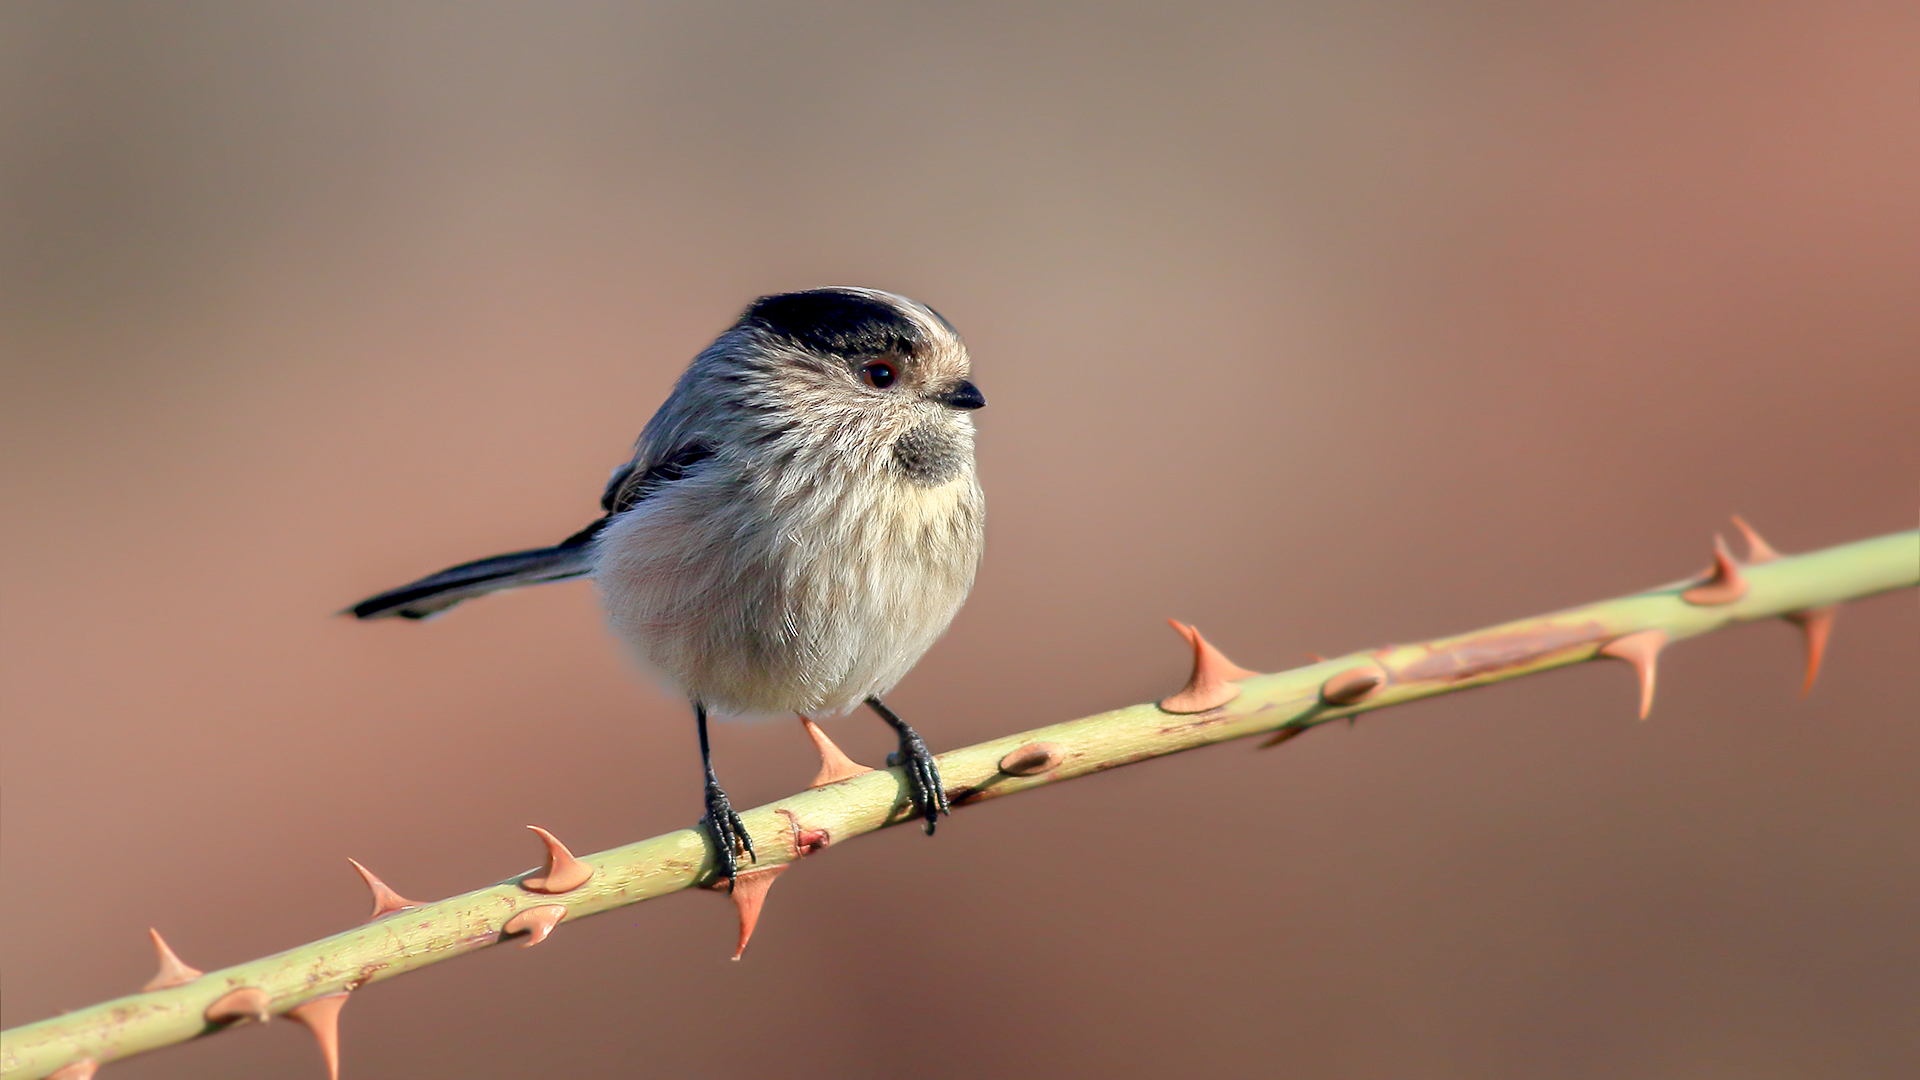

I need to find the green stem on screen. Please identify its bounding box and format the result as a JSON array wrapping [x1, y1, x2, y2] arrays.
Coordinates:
[[4, 528, 1914, 1079]]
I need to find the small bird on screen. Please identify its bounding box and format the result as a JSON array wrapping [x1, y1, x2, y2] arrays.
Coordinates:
[[347, 287, 985, 886]]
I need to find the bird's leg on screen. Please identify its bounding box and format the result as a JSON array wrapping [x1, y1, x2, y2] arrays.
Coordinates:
[[695, 702, 754, 889], [866, 696, 950, 834]]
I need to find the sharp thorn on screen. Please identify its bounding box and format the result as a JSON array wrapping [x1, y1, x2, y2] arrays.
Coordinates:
[[521, 826, 594, 894], [1319, 664, 1387, 706], [1785, 605, 1838, 695], [1599, 629, 1668, 719], [1159, 619, 1259, 714], [998, 741, 1065, 776], [798, 716, 875, 787], [286, 993, 349, 1080], [1729, 515, 1781, 563], [205, 986, 272, 1025], [722, 865, 787, 960], [142, 927, 204, 992], [502, 904, 567, 947], [346, 858, 420, 921], [47, 1061, 98, 1080], [1681, 535, 1749, 605]]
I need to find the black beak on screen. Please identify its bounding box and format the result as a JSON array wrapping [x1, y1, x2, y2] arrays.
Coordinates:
[[936, 379, 986, 411]]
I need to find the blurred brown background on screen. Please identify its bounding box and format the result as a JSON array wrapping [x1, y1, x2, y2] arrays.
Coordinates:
[[3, 2, 1917, 1077]]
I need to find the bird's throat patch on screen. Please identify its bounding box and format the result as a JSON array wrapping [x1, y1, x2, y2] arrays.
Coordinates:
[[891, 422, 968, 487]]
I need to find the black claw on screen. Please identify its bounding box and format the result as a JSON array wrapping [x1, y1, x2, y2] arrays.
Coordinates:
[[894, 722, 948, 834], [693, 701, 754, 890], [702, 782, 755, 890], [867, 698, 949, 835]]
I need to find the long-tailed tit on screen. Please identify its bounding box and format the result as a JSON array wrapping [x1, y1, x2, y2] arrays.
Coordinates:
[[348, 287, 985, 885]]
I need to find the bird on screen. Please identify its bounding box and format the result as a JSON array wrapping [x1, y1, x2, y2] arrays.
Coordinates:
[[346, 287, 986, 887]]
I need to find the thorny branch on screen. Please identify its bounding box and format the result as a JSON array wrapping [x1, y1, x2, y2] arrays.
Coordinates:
[[3, 521, 1916, 1080]]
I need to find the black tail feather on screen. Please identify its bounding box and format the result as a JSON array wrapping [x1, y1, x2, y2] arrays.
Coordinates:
[[346, 528, 600, 620]]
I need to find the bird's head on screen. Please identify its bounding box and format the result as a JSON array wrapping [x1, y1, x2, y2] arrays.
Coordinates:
[[725, 287, 983, 486]]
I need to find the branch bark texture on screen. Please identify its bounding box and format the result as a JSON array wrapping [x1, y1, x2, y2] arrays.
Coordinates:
[[4, 527, 1915, 1079]]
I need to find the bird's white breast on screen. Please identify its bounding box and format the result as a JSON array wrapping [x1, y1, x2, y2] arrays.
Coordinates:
[[592, 462, 983, 717]]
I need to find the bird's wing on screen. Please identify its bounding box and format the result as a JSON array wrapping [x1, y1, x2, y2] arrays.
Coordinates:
[[601, 442, 716, 515]]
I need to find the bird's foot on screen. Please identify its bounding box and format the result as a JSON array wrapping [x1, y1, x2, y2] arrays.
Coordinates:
[[887, 726, 950, 835], [701, 782, 756, 889]]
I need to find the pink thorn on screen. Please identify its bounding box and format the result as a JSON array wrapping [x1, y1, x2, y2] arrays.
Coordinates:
[[346, 858, 419, 921], [1681, 535, 1749, 605], [47, 1061, 97, 1080], [502, 904, 568, 947], [798, 716, 874, 788], [521, 826, 595, 894], [286, 993, 349, 1080], [1599, 629, 1668, 719], [1786, 606, 1838, 696], [998, 741, 1065, 776], [1159, 620, 1259, 714], [205, 986, 272, 1025], [1319, 664, 1386, 706], [723, 865, 787, 960], [1729, 515, 1782, 563], [142, 928, 204, 992]]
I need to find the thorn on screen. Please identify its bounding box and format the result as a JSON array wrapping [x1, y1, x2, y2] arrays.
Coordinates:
[[346, 858, 419, 921], [142, 927, 204, 992], [1305, 652, 1326, 663], [798, 716, 874, 787], [502, 904, 567, 948], [1258, 725, 1309, 749], [205, 986, 272, 1026], [1681, 535, 1749, 605], [776, 809, 832, 857], [998, 741, 1064, 776], [717, 864, 786, 960], [520, 826, 594, 894], [1599, 629, 1667, 719], [1729, 515, 1781, 563], [286, 993, 349, 1080], [1785, 605, 1838, 695], [47, 1061, 97, 1080], [1319, 664, 1386, 706], [1159, 620, 1259, 714]]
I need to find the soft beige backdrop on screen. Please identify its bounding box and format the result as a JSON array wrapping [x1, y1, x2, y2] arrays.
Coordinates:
[[3, 3, 1917, 1078]]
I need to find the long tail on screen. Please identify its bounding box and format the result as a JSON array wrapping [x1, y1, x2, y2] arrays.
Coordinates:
[[346, 521, 603, 620]]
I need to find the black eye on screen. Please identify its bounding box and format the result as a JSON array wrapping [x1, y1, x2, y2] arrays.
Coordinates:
[[861, 362, 897, 389]]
